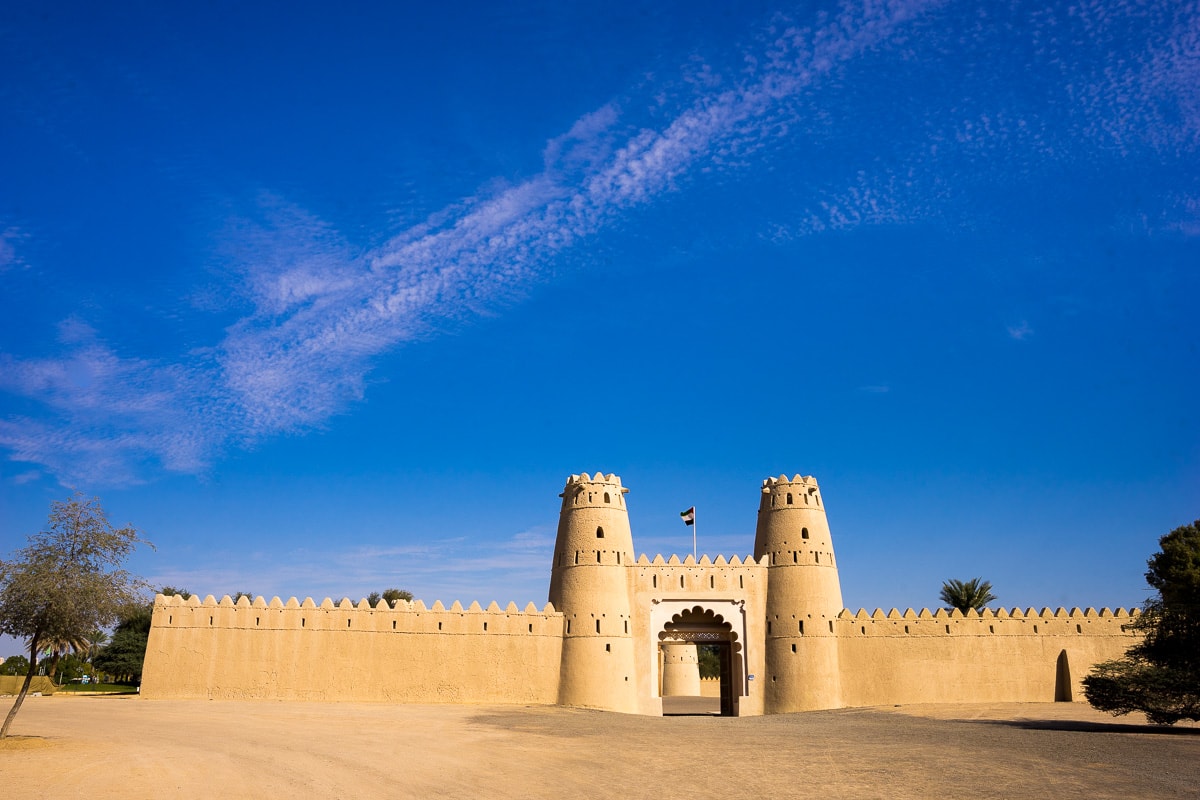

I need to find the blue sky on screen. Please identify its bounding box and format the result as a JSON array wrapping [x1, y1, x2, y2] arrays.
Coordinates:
[[1, 1, 1197, 656]]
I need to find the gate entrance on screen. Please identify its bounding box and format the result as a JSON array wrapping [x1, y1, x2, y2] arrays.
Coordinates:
[[657, 606, 741, 716]]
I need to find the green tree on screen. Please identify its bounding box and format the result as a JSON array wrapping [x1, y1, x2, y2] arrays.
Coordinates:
[[231, 591, 255, 604], [939, 577, 997, 614], [160, 586, 191, 600], [381, 588, 413, 606], [1083, 519, 1200, 725], [697, 644, 721, 679], [93, 605, 153, 683], [0, 655, 30, 676], [0, 493, 150, 738]]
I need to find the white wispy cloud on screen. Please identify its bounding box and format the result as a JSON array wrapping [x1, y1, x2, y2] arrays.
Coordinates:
[[1007, 320, 1034, 341]]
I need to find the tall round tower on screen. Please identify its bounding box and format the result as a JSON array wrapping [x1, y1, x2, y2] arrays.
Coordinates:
[[548, 472, 638, 713], [754, 473, 844, 713]]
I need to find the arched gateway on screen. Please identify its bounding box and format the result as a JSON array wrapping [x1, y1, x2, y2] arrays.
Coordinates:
[[655, 605, 744, 716]]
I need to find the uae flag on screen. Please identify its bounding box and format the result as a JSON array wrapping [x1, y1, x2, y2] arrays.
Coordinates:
[[679, 507, 695, 526]]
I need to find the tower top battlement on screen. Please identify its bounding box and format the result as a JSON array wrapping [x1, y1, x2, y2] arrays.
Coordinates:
[[759, 474, 822, 510]]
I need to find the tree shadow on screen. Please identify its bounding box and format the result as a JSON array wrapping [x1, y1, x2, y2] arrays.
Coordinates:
[[967, 717, 1200, 736]]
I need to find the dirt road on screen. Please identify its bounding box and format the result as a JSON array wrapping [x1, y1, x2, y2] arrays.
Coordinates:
[[1, 697, 1195, 798]]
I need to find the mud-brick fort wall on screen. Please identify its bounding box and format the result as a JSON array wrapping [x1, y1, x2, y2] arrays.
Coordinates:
[[141, 595, 562, 703], [833, 606, 1139, 706]]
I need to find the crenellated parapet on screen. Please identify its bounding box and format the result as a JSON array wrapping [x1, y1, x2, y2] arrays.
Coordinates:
[[631, 553, 767, 595], [831, 606, 1140, 637], [758, 474, 823, 511], [152, 593, 562, 637]]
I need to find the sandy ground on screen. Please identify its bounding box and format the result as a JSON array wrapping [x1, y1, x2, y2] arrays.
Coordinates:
[[1, 696, 1196, 799]]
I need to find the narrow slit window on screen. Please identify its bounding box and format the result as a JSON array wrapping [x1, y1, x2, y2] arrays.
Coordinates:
[[739, 575, 744, 589], [255, 617, 260, 626], [347, 619, 352, 627], [574, 552, 579, 565], [652, 575, 658, 588], [168, 615, 172, 625], [438, 622, 443, 631], [604, 492, 610, 503], [1034, 624, 1039, 633], [791, 643, 797, 653], [484, 622, 488, 631], [904, 625, 909, 634], [945, 624, 950, 634], [595, 619, 600, 633], [566, 620, 571, 634], [209, 616, 213, 625], [624, 620, 628, 633], [597, 551, 602, 563], [392, 620, 397, 630], [798, 621, 804, 635], [679, 575, 684, 588], [605, 643, 611, 652], [793, 551, 798, 563], [709, 575, 714, 588], [528, 623, 533, 632], [1076, 624, 1082, 634], [828, 621, 833, 633], [786, 493, 793, 505], [301, 618, 305, 628], [767, 621, 772, 634], [861, 626, 866, 635]]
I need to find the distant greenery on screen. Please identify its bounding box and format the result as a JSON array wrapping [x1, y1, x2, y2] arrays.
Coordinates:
[[0, 655, 30, 676], [57, 682, 138, 694], [93, 605, 152, 683], [939, 577, 997, 613], [368, 588, 414, 608], [697, 645, 721, 679], [1083, 519, 1200, 725]]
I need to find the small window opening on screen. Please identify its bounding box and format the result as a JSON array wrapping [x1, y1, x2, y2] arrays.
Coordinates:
[[798, 621, 804, 635], [595, 619, 601, 633], [617, 552, 621, 564], [438, 622, 443, 631], [604, 492, 610, 503], [392, 620, 397, 630], [945, 624, 950, 634], [989, 625, 994, 634], [904, 625, 909, 634], [653, 575, 658, 588], [597, 551, 602, 563], [739, 575, 744, 589], [767, 621, 772, 634], [861, 626, 866, 635], [793, 551, 798, 563], [679, 575, 684, 588], [168, 615, 172, 625], [791, 643, 797, 653], [771, 495, 776, 507], [828, 621, 833, 633], [1076, 624, 1082, 634], [801, 527, 809, 539], [624, 620, 628, 633], [301, 618, 306, 628], [709, 575, 715, 588], [1034, 624, 1039, 634], [786, 493, 793, 505], [566, 620, 571, 634], [574, 552, 579, 565], [255, 617, 260, 626], [815, 553, 820, 564], [596, 526, 605, 539], [347, 618, 352, 627], [605, 643, 611, 652], [209, 616, 213, 625], [484, 622, 488, 631]]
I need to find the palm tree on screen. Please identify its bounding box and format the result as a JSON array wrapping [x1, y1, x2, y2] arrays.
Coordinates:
[[939, 577, 997, 613]]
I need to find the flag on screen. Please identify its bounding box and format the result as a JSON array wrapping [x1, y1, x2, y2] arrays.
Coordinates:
[[680, 507, 695, 526]]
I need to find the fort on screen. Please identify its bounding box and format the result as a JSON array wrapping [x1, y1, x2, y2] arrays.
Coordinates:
[[141, 472, 1138, 715]]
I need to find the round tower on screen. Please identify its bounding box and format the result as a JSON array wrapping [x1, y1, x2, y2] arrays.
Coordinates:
[[549, 472, 638, 713], [754, 473, 844, 713], [660, 642, 702, 697]]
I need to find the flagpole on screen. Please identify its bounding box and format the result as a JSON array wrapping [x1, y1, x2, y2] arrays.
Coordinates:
[[693, 508, 697, 561]]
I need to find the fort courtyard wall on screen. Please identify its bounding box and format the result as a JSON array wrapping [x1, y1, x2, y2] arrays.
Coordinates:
[[142, 596, 562, 703], [142, 471, 1140, 715]]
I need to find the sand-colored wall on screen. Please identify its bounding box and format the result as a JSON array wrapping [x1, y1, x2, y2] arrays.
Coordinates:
[[142, 594, 562, 704], [835, 606, 1139, 707]]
